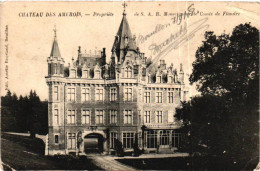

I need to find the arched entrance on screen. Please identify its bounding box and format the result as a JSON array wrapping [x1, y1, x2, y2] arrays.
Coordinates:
[[84, 133, 104, 153]]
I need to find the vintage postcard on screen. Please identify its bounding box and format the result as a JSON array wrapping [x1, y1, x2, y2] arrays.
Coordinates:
[[0, 1, 259, 170]]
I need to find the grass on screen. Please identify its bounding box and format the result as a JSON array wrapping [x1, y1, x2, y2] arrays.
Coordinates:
[[116, 155, 259, 170], [117, 157, 190, 170], [1, 133, 101, 170]]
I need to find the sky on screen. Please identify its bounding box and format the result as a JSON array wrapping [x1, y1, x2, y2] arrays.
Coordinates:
[[0, 1, 259, 100]]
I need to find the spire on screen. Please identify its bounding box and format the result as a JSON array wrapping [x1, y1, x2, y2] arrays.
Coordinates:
[[50, 25, 61, 57], [111, 2, 137, 59]]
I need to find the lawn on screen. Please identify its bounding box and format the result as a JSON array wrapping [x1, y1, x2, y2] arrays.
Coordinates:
[[116, 156, 258, 170], [117, 157, 191, 170], [1, 133, 101, 170]]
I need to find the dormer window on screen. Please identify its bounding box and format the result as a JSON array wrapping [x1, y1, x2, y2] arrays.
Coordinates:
[[125, 36, 129, 44], [125, 67, 132, 78], [156, 76, 162, 83], [82, 70, 89, 78], [168, 76, 173, 83], [95, 70, 101, 79], [70, 69, 76, 78]]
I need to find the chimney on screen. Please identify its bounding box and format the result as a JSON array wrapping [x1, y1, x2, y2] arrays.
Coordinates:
[[102, 48, 106, 65], [78, 46, 81, 60]]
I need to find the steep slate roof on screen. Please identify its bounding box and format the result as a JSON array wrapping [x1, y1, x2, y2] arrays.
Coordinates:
[[112, 13, 137, 57], [50, 37, 61, 57]]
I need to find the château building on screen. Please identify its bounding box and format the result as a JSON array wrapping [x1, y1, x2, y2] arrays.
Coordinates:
[[45, 6, 189, 155]]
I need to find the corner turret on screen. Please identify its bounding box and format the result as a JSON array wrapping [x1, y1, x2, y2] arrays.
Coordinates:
[[47, 26, 64, 77]]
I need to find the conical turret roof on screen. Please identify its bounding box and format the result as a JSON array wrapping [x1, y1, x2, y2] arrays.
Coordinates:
[[112, 14, 137, 56], [50, 37, 61, 57]]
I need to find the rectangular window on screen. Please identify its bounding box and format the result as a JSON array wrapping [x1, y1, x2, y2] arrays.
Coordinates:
[[82, 109, 90, 124], [147, 130, 157, 148], [160, 130, 170, 146], [144, 92, 151, 103], [124, 110, 132, 124], [54, 86, 58, 100], [96, 110, 104, 124], [125, 68, 132, 78], [67, 133, 76, 149], [124, 88, 132, 101], [110, 88, 117, 101], [55, 135, 59, 144], [82, 88, 90, 102], [144, 111, 151, 123], [168, 91, 174, 103], [53, 109, 59, 125], [95, 88, 104, 101], [67, 88, 75, 102], [156, 111, 163, 123], [123, 132, 134, 149], [172, 130, 181, 147], [67, 110, 76, 124], [110, 132, 118, 149], [156, 92, 162, 103], [110, 110, 117, 124]]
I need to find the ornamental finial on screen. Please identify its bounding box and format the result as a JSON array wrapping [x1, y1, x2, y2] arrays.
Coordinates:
[[122, 1, 127, 15], [53, 24, 57, 38]]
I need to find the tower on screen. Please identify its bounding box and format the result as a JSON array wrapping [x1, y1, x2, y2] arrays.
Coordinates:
[[47, 26, 65, 77], [111, 2, 137, 64]]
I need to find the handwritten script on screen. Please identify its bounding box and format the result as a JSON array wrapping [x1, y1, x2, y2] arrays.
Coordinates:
[[137, 4, 199, 46], [149, 17, 209, 64]]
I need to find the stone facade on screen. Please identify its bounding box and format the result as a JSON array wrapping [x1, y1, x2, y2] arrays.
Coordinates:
[[45, 10, 188, 156]]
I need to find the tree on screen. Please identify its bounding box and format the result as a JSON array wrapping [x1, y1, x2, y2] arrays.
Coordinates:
[[190, 23, 259, 98], [1, 90, 48, 135], [175, 23, 259, 169]]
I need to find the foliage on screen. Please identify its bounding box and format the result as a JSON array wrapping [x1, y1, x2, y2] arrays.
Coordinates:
[[190, 23, 259, 97], [1, 90, 48, 135], [175, 23, 259, 169]]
